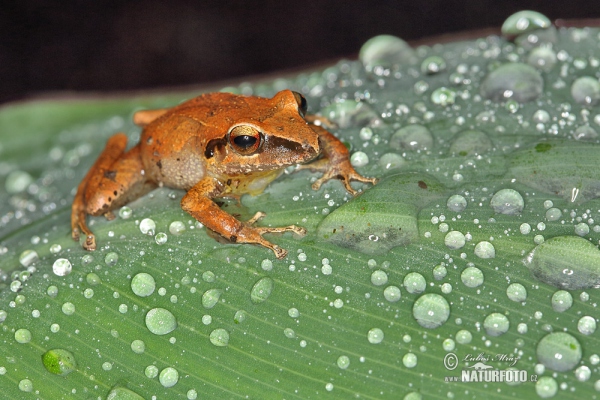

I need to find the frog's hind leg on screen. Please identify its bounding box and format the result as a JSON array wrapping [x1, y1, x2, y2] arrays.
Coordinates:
[[71, 133, 156, 250]]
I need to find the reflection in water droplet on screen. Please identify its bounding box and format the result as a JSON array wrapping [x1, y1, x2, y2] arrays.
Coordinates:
[[19, 250, 39, 267], [412, 294, 450, 329], [42, 348, 77, 375], [251, 277, 274, 304], [145, 308, 177, 335], [536, 332, 582, 372]]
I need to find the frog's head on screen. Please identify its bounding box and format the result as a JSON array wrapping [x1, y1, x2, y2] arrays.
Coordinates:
[[205, 90, 320, 174]]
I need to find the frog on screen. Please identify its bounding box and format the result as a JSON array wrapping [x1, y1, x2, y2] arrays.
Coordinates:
[[71, 89, 378, 258]]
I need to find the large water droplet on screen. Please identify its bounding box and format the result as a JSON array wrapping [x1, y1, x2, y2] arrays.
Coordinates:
[[461, 266, 484, 288], [524, 235, 600, 289], [480, 63, 543, 103], [359, 34, 416, 71], [5, 170, 33, 194], [474, 241, 495, 259], [449, 130, 492, 156], [159, 367, 179, 388], [390, 125, 433, 151], [209, 328, 230, 346], [202, 289, 223, 309], [536, 332, 582, 372], [412, 293, 450, 329], [490, 189, 524, 215], [527, 47, 557, 72], [41, 348, 77, 376], [535, 376, 558, 398], [483, 313, 510, 336], [14, 328, 32, 344], [501, 10, 551, 36], [250, 277, 274, 304], [131, 273, 156, 297], [52, 258, 72, 277], [571, 76, 600, 106], [145, 308, 177, 335]]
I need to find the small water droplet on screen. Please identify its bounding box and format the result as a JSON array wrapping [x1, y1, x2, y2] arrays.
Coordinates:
[[145, 365, 159, 378], [19, 249, 38, 267], [483, 313, 510, 336], [402, 352, 418, 368], [14, 328, 32, 344], [359, 34, 416, 71], [350, 151, 369, 167], [234, 310, 248, 324], [461, 266, 484, 288], [18, 378, 33, 392], [169, 221, 186, 235], [383, 286, 401, 302], [106, 387, 145, 400], [456, 330, 472, 344], [155, 232, 168, 245], [421, 56, 446, 75], [444, 231, 466, 250], [202, 289, 222, 309], [288, 308, 300, 318], [501, 10, 551, 36], [370, 270, 388, 286], [5, 170, 33, 193], [62, 302, 75, 315], [551, 290, 573, 312], [104, 252, 119, 266], [390, 125, 433, 151], [139, 218, 156, 235], [474, 241, 495, 259], [404, 272, 426, 294], [447, 195, 467, 212], [130, 339, 145, 354], [337, 355, 350, 369], [506, 283, 527, 302], [577, 316, 597, 336], [490, 189, 524, 215], [250, 277, 274, 304], [145, 308, 177, 335], [118, 206, 133, 219], [367, 327, 384, 344], [571, 76, 600, 106], [159, 367, 179, 388]]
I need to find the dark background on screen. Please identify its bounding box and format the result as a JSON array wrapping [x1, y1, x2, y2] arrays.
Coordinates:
[[2, 0, 599, 103]]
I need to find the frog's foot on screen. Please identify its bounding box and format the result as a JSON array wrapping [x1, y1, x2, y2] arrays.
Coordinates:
[[299, 158, 378, 196], [244, 212, 307, 259], [71, 209, 97, 251]]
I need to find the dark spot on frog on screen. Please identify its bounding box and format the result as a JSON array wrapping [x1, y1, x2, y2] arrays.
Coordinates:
[[418, 180, 427, 189], [156, 160, 162, 169], [230, 235, 237, 243], [113, 190, 118, 196], [226, 179, 232, 186], [104, 170, 117, 180]]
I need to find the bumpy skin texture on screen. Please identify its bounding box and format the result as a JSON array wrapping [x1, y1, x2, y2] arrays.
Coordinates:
[[71, 90, 377, 258]]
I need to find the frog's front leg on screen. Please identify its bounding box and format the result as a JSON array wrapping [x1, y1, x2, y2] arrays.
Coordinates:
[[181, 178, 306, 259], [300, 124, 378, 195], [71, 134, 155, 250]]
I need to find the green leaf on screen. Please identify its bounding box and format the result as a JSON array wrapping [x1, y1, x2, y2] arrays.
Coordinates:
[[2, 19, 600, 399]]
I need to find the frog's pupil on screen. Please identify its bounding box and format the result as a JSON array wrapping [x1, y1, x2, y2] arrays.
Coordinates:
[[234, 135, 256, 148]]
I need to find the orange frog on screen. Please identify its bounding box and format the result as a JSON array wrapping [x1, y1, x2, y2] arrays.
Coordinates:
[[71, 90, 377, 258]]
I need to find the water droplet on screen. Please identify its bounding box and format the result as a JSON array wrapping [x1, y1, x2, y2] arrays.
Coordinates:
[[506, 283, 527, 302], [337, 355, 350, 369], [461, 266, 484, 288], [139, 218, 156, 235], [169, 221, 186, 235], [234, 310, 248, 324], [573, 125, 598, 141], [131, 339, 145, 354], [288, 308, 300, 318], [107, 387, 145, 400], [432, 264, 447, 280], [545, 207, 562, 221], [378, 152, 405, 170], [402, 352, 417, 368], [159, 367, 179, 388], [18, 378, 33, 392], [571, 76, 600, 106], [370, 270, 388, 286], [404, 272, 426, 294], [14, 328, 32, 344], [447, 195, 467, 212], [421, 56, 446, 75], [145, 365, 159, 378], [52, 258, 72, 277], [187, 389, 198, 400], [501, 10, 551, 36], [131, 273, 156, 297], [261, 259, 273, 271], [490, 189, 524, 215], [456, 329, 472, 344], [483, 313, 510, 336], [5, 170, 33, 194], [577, 316, 597, 336], [118, 206, 133, 219], [19, 249, 38, 267], [527, 47, 557, 71], [41, 348, 76, 375], [390, 125, 433, 151], [104, 252, 119, 266], [202, 271, 215, 282], [350, 151, 369, 167], [145, 308, 177, 335], [536, 332, 582, 372], [574, 222, 590, 237], [359, 34, 416, 71], [250, 277, 274, 304], [283, 328, 296, 338], [551, 290, 572, 312], [367, 327, 384, 344], [412, 293, 450, 329], [209, 328, 230, 347], [383, 286, 401, 302], [321, 100, 377, 128], [431, 87, 456, 106], [524, 236, 600, 289], [155, 232, 167, 245], [444, 231, 466, 250], [474, 241, 495, 259], [202, 289, 222, 309], [62, 302, 75, 315], [480, 63, 543, 102], [86, 273, 101, 286]]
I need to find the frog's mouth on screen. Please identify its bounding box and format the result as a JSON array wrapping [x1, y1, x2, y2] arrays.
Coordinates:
[[264, 135, 319, 166]]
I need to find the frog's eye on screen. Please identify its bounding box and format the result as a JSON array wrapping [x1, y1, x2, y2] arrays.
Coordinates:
[[292, 91, 307, 117], [228, 125, 263, 155]]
